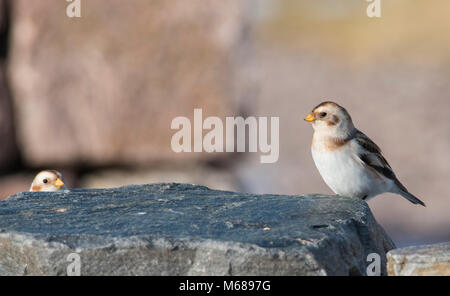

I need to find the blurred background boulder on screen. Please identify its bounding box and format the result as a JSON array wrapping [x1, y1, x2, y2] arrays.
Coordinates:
[[8, 0, 250, 167], [0, 0, 449, 248]]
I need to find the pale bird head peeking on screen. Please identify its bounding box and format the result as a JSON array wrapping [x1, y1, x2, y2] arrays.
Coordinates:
[[304, 101, 355, 139], [30, 170, 66, 192]]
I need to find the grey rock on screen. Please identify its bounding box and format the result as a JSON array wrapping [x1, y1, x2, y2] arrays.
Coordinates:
[[387, 242, 450, 276], [0, 183, 395, 275]]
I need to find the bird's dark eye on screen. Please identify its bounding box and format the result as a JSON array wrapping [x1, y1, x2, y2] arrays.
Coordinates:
[[319, 112, 327, 118], [43, 179, 48, 184]]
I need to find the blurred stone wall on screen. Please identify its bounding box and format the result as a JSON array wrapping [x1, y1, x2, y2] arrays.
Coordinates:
[[7, 0, 251, 167]]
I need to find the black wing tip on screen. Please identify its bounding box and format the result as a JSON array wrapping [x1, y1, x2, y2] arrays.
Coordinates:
[[401, 190, 426, 207], [411, 198, 426, 207], [417, 200, 426, 207]]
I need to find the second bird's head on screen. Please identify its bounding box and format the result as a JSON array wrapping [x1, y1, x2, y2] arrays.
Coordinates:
[[30, 170, 66, 192]]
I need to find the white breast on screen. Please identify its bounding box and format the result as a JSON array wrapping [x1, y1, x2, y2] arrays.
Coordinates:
[[311, 141, 388, 199]]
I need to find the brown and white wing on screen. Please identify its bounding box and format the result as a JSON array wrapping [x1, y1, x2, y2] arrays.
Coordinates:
[[353, 130, 398, 182], [353, 130, 425, 206]]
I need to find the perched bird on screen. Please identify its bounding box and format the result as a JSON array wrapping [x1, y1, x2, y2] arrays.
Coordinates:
[[30, 170, 66, 192], [304, 101, 425, 206]]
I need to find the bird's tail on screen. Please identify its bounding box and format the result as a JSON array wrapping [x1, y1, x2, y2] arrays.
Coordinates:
[[398, 190, 426, 207]]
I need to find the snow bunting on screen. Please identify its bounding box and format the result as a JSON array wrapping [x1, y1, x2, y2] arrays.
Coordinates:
[[304, 101, 425, 206], [30, 170, 66, 192]]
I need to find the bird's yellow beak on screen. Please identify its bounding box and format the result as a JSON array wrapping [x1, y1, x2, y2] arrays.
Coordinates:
[[304, 113, 315, 122], [54, 178, 64, 187]]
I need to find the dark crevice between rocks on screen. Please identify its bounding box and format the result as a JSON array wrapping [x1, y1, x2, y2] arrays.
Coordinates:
[[228, 262, 233, 276], [0, 0, 22, 175], [0, 0, 9, 59], [348, 266, 364, 276]]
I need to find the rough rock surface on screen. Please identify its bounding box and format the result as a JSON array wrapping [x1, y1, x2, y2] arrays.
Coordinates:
[[387, 243, 450, 276], [0, 183, 395, 276], [8, 0, 250, 166]]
